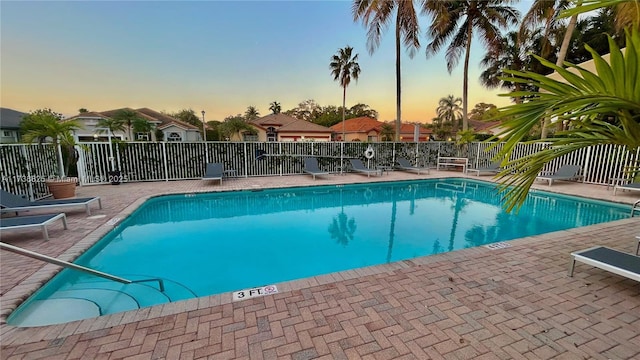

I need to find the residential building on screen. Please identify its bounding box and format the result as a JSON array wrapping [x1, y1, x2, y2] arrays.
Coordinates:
[[248, 114, 333, 142], [0, 108, 26, 143], [330, 117, 432, 142], [65, 108, 201, 142]]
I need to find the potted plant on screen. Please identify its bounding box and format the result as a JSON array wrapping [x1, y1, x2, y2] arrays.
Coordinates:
[[20, 109, 81, 199]]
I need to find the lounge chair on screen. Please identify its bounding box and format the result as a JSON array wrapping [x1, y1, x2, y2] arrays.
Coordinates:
[[202, 163, 224, 184], [536, 164, 582, 186], [303, 157, 329, 180], [568, 246, 640, 282], [0, 213, 68, 240], [0, 189, 102, 216], [395, 157, 430, 174], [348, 159, 382, 177], [613, 182, 640, 195], [467, 161, 501, 176]]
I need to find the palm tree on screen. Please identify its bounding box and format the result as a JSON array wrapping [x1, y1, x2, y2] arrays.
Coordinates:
[[96, 117, 126, 137], [379, 123, 395, 141], [330, 46, 361, 141], [424, 1, 520, 132], [112, 109, 143, 141], [493, 29, 640, 212], [519, 0, 571, 61], [480, 30, 540, 104], [269, 101, 281, 114], [436, 95, 463, 133], [20, 108, 80, 177], [353, 0, 422, 141], [244, 106, 260, 120], [132, 117, 154, 141]]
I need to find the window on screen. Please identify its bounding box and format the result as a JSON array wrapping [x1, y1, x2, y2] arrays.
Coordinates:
[[266, 127, 277, 142], [167, 132, 182, 142], [243, 133, 258, 142], [367, 135, 378, 142], [3, 131, 13, 137], [136, 133, 149, 141]]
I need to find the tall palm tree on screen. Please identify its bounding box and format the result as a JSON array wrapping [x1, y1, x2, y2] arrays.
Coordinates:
[[353, 0, 422, 141], [436, 95, 463, 133], [379, 123, 395, 141], [424, 1, 520, 132], [480, 30, 540, 103], [269, 101, 281, 114], [519, 0, 571, 60], [330, 46, 361, 141], [244, 106, 260, 120]]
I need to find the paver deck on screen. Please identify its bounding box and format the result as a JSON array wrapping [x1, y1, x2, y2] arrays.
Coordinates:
[[1, 171, 639, 359]]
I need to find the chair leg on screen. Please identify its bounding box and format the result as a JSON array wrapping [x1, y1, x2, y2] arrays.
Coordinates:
[[568, 258, 576, 277]]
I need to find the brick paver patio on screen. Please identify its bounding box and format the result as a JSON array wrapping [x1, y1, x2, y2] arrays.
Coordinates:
[[1, 171, 639, 359]]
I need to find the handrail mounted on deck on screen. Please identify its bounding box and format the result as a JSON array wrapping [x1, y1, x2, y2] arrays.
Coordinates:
[[0, 242, 165, 292]]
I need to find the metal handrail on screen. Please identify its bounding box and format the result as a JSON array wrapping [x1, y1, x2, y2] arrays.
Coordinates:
[[632, 200, 640, 217], [0, 242, 164, 292]]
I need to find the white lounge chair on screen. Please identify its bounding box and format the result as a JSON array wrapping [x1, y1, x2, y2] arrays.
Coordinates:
[[348, 159, 382, 177], [0, 189, 102, 216], [395, 157, 430, 174], [0, 213, 68, 240], [568, 246, 640, 282], [536, 165, 582, 186], [303, 158, 330, 180]]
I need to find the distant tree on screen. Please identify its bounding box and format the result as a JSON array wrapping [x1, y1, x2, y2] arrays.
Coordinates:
[[379, 123, 395, 142], [348, 103, 378, 119], [170, 109, 201, 127], [244, 106, 260, 120], [112, 109, 144, 141], [269, 101, 281, 114], [330, 45, 361, 141], [96, 117, 126, 136], [286, 99, 321, 121], [468, 103, 498, 122], [78, 108, 88, 113], [436, 95, 463, 133], [20, 108, 80, 177], [132, 117, 154, 141], [220, 115, 256, 141], [313, 105, 343, 128]]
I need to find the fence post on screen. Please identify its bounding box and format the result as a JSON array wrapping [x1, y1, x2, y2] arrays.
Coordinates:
[[244, 142, 248, 178], [162, 142, 169, 182]]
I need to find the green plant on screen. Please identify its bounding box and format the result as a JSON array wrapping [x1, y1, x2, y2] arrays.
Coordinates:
[[493, 28, 640, 212]]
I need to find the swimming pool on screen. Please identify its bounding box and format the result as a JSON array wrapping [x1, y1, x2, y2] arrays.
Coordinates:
[[8, 178, 630, 326]]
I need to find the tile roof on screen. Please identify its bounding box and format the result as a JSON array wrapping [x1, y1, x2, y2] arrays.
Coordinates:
[[469, 119, 500, 133], [329, 117, 382, 133], [250, 114, 332, 133]]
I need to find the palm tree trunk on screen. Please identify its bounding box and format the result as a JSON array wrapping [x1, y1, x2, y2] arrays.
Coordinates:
[[541, 0, 582, 139], [342, 85, 346, 141], [395, 15, 402, 142], [462, 25, 472, 132]]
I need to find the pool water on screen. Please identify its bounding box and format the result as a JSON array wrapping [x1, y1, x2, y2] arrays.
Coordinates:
[[8, 179, 630, 326]]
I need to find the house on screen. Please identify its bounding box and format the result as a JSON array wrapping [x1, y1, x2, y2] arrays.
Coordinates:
[[65, 108, 201, 142], [330, 117, 381, 142], [330, 117, 432, 142], [469, 119, 502, 136], [247, 114, 333, 142], [0, 108, 26, 143]]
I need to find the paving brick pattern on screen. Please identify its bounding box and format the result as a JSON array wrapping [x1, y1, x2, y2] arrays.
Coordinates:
[[1, 172, 639, 359]]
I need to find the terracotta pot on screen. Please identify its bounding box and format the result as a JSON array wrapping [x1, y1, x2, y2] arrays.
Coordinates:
[[45, 178, 77, 199]]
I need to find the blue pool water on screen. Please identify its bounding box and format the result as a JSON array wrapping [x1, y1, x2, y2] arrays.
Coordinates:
[[8, 179, 630, 326]]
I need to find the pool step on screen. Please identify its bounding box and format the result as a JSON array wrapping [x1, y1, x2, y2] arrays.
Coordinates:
[[7, 298, 100, 327]]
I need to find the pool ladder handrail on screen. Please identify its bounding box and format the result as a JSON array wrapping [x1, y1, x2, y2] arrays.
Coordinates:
[[632, 199, 640, 217], [0, 242, 165, 292]]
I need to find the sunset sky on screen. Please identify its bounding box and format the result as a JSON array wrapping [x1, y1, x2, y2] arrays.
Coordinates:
[[1, 1, 534, 123]]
